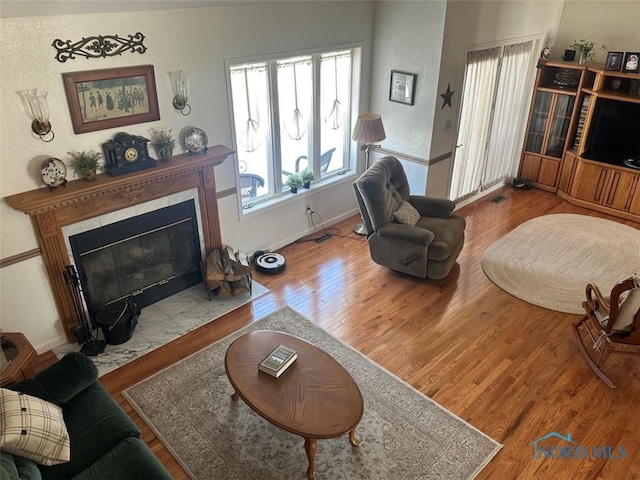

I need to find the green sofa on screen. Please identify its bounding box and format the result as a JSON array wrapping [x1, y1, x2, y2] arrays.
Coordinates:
[[1, 352, 172, 480]]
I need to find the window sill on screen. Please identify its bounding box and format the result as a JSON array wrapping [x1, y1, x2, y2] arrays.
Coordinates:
[[240, 170, 356, 219]]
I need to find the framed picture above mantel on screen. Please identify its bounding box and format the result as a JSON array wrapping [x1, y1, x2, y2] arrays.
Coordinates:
[[63, 64, 160, 134]]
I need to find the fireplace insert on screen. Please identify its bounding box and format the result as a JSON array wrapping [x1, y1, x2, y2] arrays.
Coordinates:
[[69, 200, 202, 321]]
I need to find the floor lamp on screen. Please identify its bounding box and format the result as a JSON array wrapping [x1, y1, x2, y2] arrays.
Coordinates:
[[352, 113, 386, 235]]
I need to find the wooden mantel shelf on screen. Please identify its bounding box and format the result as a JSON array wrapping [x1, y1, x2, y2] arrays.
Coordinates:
[[6, 145, 233, 215], [4, 145, 234, 342]]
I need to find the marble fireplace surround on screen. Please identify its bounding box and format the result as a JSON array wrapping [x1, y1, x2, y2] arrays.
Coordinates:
[[5, 146, 234, 343]]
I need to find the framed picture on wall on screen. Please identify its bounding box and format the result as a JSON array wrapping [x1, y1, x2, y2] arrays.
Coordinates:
[[622, 52, 639, 74], [63, 64, 160, 134], [604, 51, 623, 71], [389, 70, 417, 106]]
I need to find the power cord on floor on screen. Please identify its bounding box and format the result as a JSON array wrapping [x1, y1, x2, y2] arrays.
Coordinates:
[[293, 209, 366, 245]]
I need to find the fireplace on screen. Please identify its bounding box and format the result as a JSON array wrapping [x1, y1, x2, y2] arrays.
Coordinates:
[[4, 147, 234, 342], [69, 200, 202, 320]]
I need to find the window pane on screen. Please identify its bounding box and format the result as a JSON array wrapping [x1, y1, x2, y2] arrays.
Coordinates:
[[320, 51, 351, 176], [278, 56, 312, 187], [230, 63, 271, 203], [227, 47, 356, 209]]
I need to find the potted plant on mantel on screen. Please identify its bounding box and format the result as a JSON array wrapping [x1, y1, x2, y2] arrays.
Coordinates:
[[569, 39, 607, 65], [68, 150, 103, 181], [150, 127, 177, 160], [285, 173, 303, 193]]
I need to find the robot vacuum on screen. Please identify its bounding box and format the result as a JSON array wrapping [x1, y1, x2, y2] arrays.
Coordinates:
[[254, 252, 286, 274]]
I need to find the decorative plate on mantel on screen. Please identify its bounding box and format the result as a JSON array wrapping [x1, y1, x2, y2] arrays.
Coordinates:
[[183, 127, 208, 155], [40, 157, 67, 191]]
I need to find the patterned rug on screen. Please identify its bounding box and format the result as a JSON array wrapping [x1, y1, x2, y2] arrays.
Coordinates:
[[124, 307, 501, 479], [482, 214, 640, 314]]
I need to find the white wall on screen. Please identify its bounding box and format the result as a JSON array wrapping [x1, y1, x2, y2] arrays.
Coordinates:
[[369, 0, 447, 161], [427, 0, 640, 199], [428, 0, 565, 198], [0, 2, 374, 351], [554, 1, 640, 61]]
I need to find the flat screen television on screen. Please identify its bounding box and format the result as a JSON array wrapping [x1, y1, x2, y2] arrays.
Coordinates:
[[584, 98, 640, 166]]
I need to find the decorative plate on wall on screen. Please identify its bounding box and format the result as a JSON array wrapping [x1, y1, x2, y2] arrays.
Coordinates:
[[183, 127, 208, 154]]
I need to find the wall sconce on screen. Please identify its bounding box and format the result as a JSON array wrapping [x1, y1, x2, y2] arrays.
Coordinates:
[[169, 70, 191, 115], [19, 89, 55, 142]]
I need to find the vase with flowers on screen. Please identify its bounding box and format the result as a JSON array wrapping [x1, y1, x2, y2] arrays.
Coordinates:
[[569, 39, 607, 65]]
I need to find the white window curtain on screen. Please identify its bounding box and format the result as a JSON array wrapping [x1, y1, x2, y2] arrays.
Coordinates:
[[481, 40, 534, 190], [449, 47, 501, 201]]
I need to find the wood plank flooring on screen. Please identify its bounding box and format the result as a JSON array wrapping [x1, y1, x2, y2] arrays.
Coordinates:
[[40, 186, 640, 479]]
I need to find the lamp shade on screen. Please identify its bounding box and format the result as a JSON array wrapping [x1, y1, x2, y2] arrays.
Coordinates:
[[352, 113, 386, 144]]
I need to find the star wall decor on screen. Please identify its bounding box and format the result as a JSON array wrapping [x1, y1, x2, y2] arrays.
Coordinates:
[[440, 83, 455, 109]]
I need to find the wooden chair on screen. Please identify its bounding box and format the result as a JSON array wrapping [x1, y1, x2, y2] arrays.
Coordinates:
[[573, 276, 640, 388]]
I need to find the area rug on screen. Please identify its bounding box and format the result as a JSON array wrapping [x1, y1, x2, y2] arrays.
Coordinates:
[[54, 281, 269, 377], [124, 307, 501, 479], [482, 214, 640, 314]]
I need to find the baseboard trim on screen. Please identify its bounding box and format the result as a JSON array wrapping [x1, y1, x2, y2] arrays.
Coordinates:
[[35, 335, 69, 356], [268, 208, 360, 252]]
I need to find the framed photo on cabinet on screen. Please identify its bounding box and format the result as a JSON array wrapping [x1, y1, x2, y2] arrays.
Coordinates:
[[604, 51, 623, 71], [622, 52, 639, 74]]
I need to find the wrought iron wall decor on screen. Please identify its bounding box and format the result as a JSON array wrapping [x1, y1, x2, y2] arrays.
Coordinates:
[[52, 32, 146, 63]]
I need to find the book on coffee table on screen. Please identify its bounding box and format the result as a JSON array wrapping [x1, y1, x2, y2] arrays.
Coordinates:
[[258, 345, 297, 377]]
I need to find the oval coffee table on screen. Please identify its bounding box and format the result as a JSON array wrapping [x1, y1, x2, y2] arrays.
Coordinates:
[[225, 330, 364, 479]]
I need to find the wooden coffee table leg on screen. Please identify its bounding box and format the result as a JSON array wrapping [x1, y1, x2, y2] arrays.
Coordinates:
[[304, 437, 318, 480], [349, 427, 360, 447], [231, 391, 239, 401]]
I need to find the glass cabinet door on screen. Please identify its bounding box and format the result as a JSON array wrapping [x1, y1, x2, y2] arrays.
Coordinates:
[[545, 94, 575, 158], [525, 91, 552, 153]]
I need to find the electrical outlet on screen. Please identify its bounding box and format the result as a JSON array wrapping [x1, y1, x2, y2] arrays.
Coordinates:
[[305, 206, 313, 216]]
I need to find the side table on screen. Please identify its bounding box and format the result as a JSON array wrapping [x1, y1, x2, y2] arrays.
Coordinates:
[[0, 332, 37, 387]]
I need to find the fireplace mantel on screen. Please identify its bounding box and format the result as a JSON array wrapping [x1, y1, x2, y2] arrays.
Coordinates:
[[5, 145, 234, 342]]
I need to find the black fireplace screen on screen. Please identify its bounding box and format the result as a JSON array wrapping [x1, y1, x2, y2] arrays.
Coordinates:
[[69, 200, 202, 319]]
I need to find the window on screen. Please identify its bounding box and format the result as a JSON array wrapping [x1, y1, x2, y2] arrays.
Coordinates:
[[228, 48, 355, 209]]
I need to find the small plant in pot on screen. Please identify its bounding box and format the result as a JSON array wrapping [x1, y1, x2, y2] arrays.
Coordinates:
[[299, 167, 315, 188], [150, 127, 177, 160], [285, 173, 303, 193], [68, 150, 103, 181], [569, 39, 607, 65]]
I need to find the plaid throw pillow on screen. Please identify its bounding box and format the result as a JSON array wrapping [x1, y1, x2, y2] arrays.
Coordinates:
[[0, 388, 70, 466], [393, 200, 420, 226]]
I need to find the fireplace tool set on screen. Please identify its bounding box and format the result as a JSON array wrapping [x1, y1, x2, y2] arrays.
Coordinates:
[[63, 264, 105, 356]]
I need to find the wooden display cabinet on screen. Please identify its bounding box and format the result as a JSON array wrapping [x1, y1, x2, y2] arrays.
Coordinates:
[[521, 60, 640, 222], [518, 62, 584, 192], [565, 157, 640, 221]]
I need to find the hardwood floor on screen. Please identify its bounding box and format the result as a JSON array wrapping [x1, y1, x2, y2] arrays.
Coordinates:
[[41, 186, 640, 479]]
